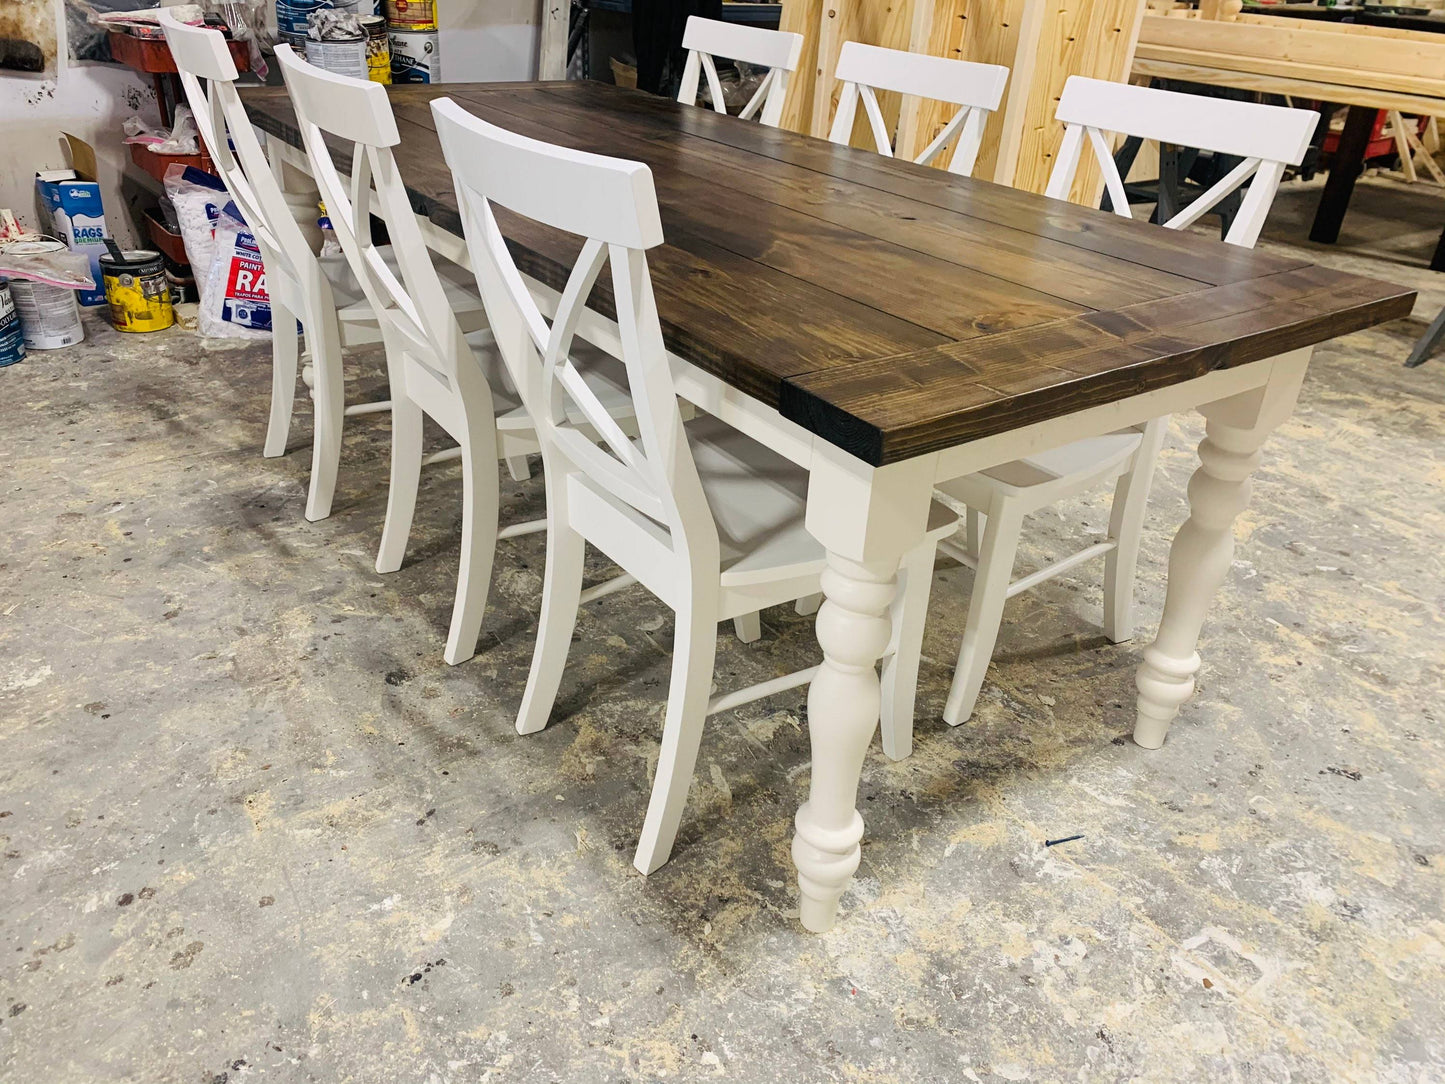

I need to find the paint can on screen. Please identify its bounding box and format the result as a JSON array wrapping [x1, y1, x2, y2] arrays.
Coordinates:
[[0, 281, 26, 367], [389, 28, 438, 83], [383, 0, 435, 29], [0, 241, 85, 350], [362, 15, 391, 83], [306, 28, 368, 80], [100, 248, 174, 333], [276, 0, 359, 38]]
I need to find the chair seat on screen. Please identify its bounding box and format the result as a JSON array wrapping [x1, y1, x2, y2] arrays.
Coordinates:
[[690, 415, 954, 588], [329, 247, 484, 322], [938, 429, 1144, 507]]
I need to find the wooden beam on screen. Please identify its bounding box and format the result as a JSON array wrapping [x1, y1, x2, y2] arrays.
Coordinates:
[[1136, 43, 1445, 100], [1162, 10, 1445, 70], [538, 0, 568, 80], [1132, 56, 1445, 117], [778, 0, 823, 133]]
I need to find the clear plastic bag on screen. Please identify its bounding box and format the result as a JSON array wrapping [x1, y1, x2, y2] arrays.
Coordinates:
[[0, 245, 97, 290]]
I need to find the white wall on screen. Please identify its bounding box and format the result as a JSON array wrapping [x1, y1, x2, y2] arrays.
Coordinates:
[[1, 0, 157, 245], [439, 0, 541, 82]]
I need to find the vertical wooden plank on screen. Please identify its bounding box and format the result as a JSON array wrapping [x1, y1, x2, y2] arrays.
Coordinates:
[[779, 0, 824, 133], [810, 0, 855, 138], [538, 0, 569, 80], [1010, 0, 1147, 196], [895, 0, 942, 159], [809, 0, 916, 144], [986, 0, 1046, 185]]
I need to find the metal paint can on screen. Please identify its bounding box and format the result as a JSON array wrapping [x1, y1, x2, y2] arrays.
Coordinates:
[[0, 241, 85, 350], [306, 28, 368, 80], [0, 281, 26, 367], [100, 248, 174, 334], [389, 28, 438, 83], [276, 0, 359, 38], [362, 15, 391, 83], [383, 0, 435, 29]]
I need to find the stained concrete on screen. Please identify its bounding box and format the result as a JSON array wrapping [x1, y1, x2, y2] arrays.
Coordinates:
[[2, 174, 1444, 1083]]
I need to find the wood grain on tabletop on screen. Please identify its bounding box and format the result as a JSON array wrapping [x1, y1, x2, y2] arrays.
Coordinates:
[[240, 81, 1415, 466]]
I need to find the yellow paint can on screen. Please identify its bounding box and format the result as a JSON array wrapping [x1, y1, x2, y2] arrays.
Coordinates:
[[100, 248, 174, 333]]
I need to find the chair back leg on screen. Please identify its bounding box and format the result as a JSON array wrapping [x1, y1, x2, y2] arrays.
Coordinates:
[[634, 597, 721, 875], [942, 497, 1026, 726], [443, 425, 503, 665], [375, 394, 425, 575], [516, 470, 588, 735], [880, 541, 939, 761], [264, 301, 300, 460], [1103, 416, 1168, 644], [304, 304, 347, 522]]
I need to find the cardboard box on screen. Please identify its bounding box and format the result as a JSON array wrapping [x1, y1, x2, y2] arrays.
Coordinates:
[[35, 135, 110, 307]]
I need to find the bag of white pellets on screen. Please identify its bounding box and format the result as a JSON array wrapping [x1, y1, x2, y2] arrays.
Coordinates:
[[163, 165, 270, 339]]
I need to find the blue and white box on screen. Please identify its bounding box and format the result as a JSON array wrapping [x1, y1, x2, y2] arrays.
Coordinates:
[[35, 169, 110, 307]]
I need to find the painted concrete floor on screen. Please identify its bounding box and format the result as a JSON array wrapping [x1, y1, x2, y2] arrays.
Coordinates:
[[2, 175, 1444, 1083]]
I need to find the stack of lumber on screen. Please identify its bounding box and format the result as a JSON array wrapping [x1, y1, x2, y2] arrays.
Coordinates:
[[1132, 13, 1445, 118]]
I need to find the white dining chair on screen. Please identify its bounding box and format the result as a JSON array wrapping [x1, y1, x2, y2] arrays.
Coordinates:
[[827, 41, 1009, 177], [160, 12, 487, 523], [274, 46, 639, 665], [432, 96, 954, 872], [676, 16, 804, 128], [882, 76, 1319, 748]]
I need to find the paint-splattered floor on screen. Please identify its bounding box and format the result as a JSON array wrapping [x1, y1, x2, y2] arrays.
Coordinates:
[[2, 175, 1443, 1083]]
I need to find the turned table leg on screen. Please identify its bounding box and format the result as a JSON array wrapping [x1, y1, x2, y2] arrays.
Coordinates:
[[794, 447, 938, 932], [793, 553, 899, 932], [1134, 350, 1311, 748]]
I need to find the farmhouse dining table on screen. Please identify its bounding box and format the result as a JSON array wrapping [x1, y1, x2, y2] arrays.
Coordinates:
[[241, 80, 1413, 933]]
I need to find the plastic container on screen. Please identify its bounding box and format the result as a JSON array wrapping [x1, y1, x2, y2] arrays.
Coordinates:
[[100, 248, 174, 333], [0, 241, 85, 350]]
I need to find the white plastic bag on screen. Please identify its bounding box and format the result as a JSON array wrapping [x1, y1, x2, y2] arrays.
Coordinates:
[[164, 165, 270, 339], [204, 202, 272, 337]]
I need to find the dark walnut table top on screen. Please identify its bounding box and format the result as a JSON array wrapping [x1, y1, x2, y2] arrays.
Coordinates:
[[242, 80, 1414, 466]]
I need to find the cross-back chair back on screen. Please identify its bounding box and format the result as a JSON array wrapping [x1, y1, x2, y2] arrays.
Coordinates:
[[159, 13, 316, 308], [431, 96, 718, 578], [274, 44, 470, 389], [1045, 75, 1318, 247], [676, 16, 804, 128], [828, 41, 1009, 177]]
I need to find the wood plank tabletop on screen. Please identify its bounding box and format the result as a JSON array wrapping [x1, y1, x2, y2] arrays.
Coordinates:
[[241, 80, 1415, 466]]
